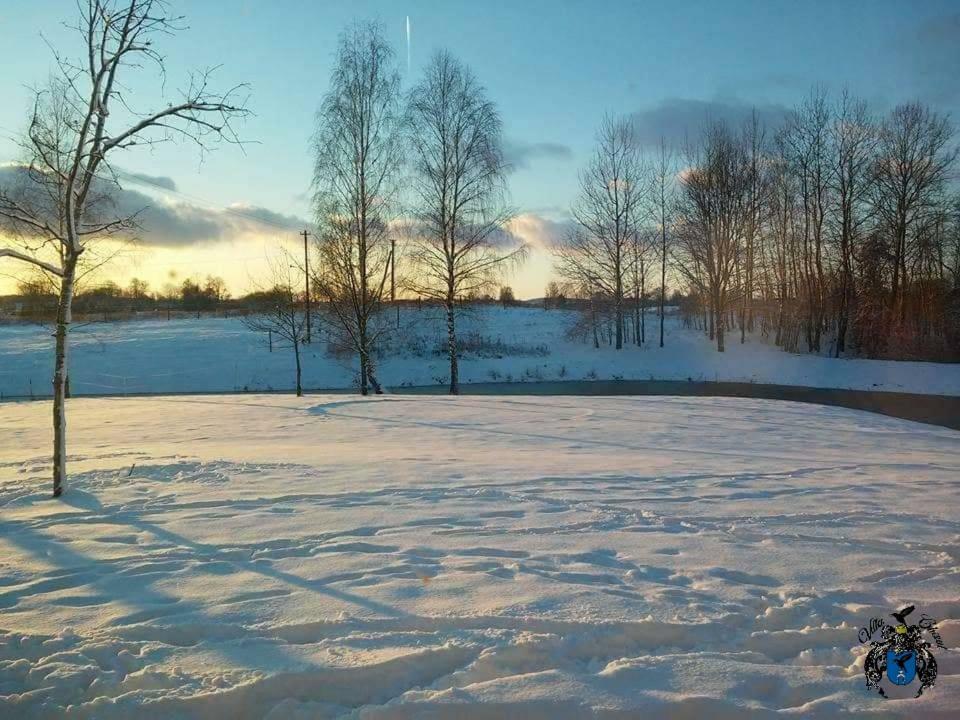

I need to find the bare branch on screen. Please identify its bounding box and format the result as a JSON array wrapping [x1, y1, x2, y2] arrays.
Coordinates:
[[0, 248, 64, 276]]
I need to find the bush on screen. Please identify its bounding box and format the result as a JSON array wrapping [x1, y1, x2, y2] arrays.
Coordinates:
[[434, 332, 549, 359]]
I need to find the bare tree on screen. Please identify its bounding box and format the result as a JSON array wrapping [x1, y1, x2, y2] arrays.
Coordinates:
[[737, 111, 768, 344], [650, 138, 677, 347], [782, 90, 831, 352], [404, 50, 519, 394], [0, 76, 135, 396], [945, 194, 960, 289], [765, 131, 801, 350], [312, 22, 402, 396], [828, 90, 877, 356], [629, 227, 656, 345], [543, 280, 567, 309], [555, 115, 645, 350], [874, 103, 957, 325], [674, 122, 750, 352], [243, 255, 307, 397], [0, 0, 248, 496]]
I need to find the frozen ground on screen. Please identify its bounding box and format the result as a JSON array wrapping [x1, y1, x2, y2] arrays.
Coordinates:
[[1, 306, 958, 398], [1, 394, 958, 718]]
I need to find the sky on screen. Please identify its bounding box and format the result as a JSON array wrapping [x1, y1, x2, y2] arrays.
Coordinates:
[[1, 0, 958, 298]]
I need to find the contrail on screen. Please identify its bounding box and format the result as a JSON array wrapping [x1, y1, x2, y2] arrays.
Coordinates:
[[406, 16, 411, 73]]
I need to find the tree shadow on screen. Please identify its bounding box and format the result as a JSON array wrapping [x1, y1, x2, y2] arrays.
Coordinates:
[[0, 484, 408, 687], [51, 486, 409, 618], [119, 512, 410, 619]]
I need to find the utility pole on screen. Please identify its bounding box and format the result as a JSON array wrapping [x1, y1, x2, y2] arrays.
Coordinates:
[[301, 229, 312, 344]]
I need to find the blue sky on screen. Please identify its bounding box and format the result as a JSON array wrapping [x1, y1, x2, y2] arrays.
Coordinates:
[[1, 0, 958, 296]]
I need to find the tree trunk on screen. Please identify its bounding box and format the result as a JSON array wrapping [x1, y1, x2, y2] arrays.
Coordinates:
[[640, 257, 646, 345], [446, 299, 459, 394], [746, 239, 754, 334], [294, 339, 303, 397], [708, 297, 715, 341], [835, 306, 848, 358], [660, 231, 666, 348], [740, 272, 748, 345], [591, 297, 600, 349], [359, 321, 369, 396], [775, 282, 786, 347], [366, 352, 383, 394], [391, 239, 399, 329], [715, 290, 725, 352], [614, 291, 623, 350], [634, 282, 641, 347], [52, 255, 78, 497]]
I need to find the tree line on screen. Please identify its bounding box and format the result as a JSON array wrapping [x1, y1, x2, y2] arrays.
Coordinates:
[[554, 91, 960, 361], [6, 275, 235, 315]]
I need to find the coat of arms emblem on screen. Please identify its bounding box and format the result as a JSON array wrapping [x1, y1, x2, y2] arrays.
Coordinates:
[[861, 605, 942, 698]]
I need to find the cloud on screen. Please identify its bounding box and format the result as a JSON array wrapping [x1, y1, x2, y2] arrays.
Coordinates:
[[119, 193, 223, 245], [398, 220, 523, 251], [394, 212, 569, 253], [505, 213, 573, 252], [503, 139, 573, 171], [500, 213, 574, 299], [459, 213, 574, 251], [121, 171, 178, 192], [629, 97, 790, 147], [0, 164, 308, 247], [112, 194, 307, 246]]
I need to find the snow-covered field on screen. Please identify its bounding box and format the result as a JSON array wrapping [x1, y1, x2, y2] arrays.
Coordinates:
[[1, 394, 958, 718], [1, 306, 958, 397]]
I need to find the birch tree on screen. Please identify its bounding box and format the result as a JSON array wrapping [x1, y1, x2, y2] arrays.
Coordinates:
[[405, 50, 518, 394], [0, 0, 248, 496], [312, 21, 402, 396]]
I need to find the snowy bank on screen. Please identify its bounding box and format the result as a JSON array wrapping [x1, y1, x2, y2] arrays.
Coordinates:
[[1, 307, 958, 398]]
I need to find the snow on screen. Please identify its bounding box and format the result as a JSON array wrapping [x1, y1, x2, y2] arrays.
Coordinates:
[[1, 394, 958, 718], [1, 306, 957, 398]]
